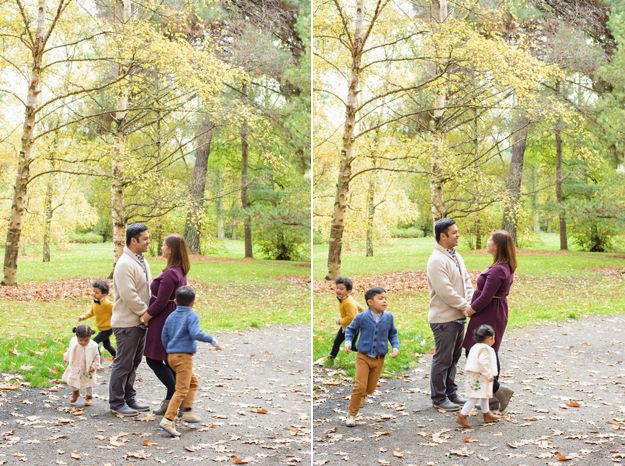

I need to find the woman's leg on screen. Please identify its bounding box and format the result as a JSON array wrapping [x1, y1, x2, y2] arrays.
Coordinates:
[[146, 357, 176, 399]]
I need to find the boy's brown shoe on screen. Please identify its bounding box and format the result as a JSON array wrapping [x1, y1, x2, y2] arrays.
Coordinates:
[[456, 413, 471, 428], [70, 390, 79, 403], [84, 395, 93, 406], [483, 411, 500, 423]]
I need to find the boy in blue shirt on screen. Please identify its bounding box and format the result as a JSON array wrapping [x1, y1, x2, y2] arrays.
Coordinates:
[[159, 286, 222, 437], [344, 287, 399, 427]]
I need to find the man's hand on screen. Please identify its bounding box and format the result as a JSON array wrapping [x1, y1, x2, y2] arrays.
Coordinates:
[[140, 313, 152, 325], [345, 345, 351, 354], [391, 348, 399, 358], [77, 316, 82, 322], [464, 306, 475, 317], [214, 345, 222, 351], [335, 317, 341, 325]]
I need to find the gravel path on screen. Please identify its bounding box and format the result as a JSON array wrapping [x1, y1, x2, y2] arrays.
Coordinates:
[[313, 314, 625, 465], [0, 324, 311, 465]]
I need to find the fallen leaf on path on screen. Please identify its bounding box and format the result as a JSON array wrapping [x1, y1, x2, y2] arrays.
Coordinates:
[[254, 408, 268, 414], [392, 449, 404, 458], [566, 400, 580, 408], [231, 456, 249, 464], [124, 450, 150, 460], [70, 451, 80, 460], [555, 452, 572, 461], [464, 437, 478, 443], [142, 439, 157, 446]]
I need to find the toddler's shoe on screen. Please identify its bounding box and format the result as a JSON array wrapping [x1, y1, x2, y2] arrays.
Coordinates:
[[84, 395, 93, 406], [345, 415, 356, 427], [70, 390, 79, 403], [456, 412, 472, 428], [483, 411, 500, 423], [159, 417, 181, 437], [179, 410, 202, 423]]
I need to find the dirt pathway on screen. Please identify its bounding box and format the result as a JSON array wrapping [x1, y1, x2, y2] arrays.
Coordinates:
[[0, 324, 311, 465], [314, 314, 625, 465]]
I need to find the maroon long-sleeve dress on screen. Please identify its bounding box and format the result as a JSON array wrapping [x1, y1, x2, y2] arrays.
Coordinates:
[[462, 263, 514, 354], [144, 266, 187, 361]]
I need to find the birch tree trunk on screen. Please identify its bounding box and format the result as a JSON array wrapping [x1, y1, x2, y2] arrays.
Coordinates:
[[502, 113, 529, 244], [429, 0, 448, 226], [42, 174, 54, 263], [2, 0, 47, 285], [111, 0, 132, 264], [241, 88, 253, 258], [555, 80, 567, 250], [216, 170, 226, 240], [326, 0, 364, 279], [184, 117, 213, 254], [365, 171, 376, 257]]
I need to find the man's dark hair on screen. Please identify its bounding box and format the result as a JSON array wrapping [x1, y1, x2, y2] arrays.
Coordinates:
[[92, 280, 109, 294], [473, 324, 495, 343], [175, 285, 196, 307], [434, 218, 456, 242], [364, 286, 386, 305], [126, 223, 148, 246], [334, 276, 353, 291]]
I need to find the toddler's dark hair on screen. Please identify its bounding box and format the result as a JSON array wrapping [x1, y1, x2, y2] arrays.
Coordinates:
[[474, 324, 495, 343], [73, 325, 94, 338], [364, 286, 386, 305], [334, 276, 353, 291], [92, 280, 109, 294], [175, 285, 196, 307]]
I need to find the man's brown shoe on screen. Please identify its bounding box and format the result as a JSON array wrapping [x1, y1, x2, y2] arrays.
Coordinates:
[[483, 411, 500, 423], [70, 390, 79, 403], [456, 412, 471, 428]]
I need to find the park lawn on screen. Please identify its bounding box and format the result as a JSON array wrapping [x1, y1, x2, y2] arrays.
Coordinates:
[[313, 235, 625, 279], [6, 241, 309, 284], [313, 235, 625, 378], [0, 241, 310, 387]]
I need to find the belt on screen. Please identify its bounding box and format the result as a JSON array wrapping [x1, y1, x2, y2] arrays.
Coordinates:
[[492, 296, 507, 299], [360, 352, 384, 359]]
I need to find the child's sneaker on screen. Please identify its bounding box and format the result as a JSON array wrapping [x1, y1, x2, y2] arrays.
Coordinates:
[[345, 415, 356, 427], [70, 390, 79, 403], [159, 417, 181, 437], [314, 357, 328, 366], [323, 357, 335, 367], [179, 410, 202, 423], [84, 395, 93, 406]]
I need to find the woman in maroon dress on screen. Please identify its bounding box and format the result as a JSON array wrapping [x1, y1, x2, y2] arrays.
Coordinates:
[[462, 230, 516, 412], [140, 234, 190, 414]]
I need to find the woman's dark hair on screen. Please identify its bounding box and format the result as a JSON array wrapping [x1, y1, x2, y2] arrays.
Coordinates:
[[334, 276, 353, 291], [92, 280, 109, 294], [126, 223, 148, 246], [73, 325, 94, 338], [175, 285, 196, 307], [473, 324, 495, 343], [435, 218, 456, 242], [164, 234, 191, 276], [490, 230, 517, 273], [364, 287, 386, 305]]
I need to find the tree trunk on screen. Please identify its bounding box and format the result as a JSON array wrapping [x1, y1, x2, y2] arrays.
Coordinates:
[[502, 112, 529, 245], [111, 0, 132, 265], [42, 174, 54, 263], [531, 166, 540, 233], [241, 91, 253, 258], [216, 170, 226, 240], [555, 81, 567, 250], [429, 0, 448, 226], [184, 117, 213, 254], [326, 0, 364, 279], [2, 0, 46, 285], [365, 170, 375, 257]]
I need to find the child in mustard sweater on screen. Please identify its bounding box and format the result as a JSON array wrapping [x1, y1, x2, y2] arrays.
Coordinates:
[[323, 277, 364, 366], [78, 280, 116, 360]]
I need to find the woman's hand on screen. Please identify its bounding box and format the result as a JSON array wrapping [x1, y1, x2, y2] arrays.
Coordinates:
[[140, 312, 152, 325]]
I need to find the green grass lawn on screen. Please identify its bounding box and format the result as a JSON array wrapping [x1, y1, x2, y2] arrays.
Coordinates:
[[313, 234, 625, 377], [0, 241, 310, 387]]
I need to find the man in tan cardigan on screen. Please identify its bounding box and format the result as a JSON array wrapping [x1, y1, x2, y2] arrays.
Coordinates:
[[109, 224, 152, 416], [426, 218, 474, 412]]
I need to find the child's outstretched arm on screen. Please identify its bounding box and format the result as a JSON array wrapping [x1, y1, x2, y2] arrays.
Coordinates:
[[344, 315, 361, 353], [388, 316, 399, 358], [78, 305, 95, 322], [188, 314, 221, 350]]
